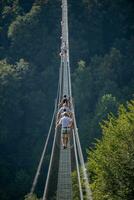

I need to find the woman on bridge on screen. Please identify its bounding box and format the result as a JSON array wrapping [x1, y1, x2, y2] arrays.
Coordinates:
[[59, 95, 71, 108]]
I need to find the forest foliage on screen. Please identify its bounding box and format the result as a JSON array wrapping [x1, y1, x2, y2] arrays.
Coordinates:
[[73, 100, 134, 200], [0, 0, 134, 199], [87, 100, 134, 200]]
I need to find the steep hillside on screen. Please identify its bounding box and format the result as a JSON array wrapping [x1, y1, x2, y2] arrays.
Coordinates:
[[0, 0, 134, 199]]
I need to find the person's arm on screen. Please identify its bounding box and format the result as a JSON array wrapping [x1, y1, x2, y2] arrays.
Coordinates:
[[57, 111, 60, 121], [56, 118, 62, 129], [71, 119, 74, 129], [58, 102, 62, 107], [57, 107, 62, 120], [68, 97, 71, 108], [69, 111, 73, 118], [58, 99, 63, 107], [68, 118, 74, 129], [55, 122, 59, 129]]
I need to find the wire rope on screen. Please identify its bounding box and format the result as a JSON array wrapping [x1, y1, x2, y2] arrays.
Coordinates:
[[64, 0, 93, 197], [72, 130, 84, 200], [61, 1, 87, 199], [30, 45, 63, 195], [30, 100, 57, 195], [73, 115, 93, 200], [42, 50, 64, 200]]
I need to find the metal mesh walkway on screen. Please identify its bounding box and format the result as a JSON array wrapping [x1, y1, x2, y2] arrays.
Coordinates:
[[56, 1, 72, 199], [30, 1, 93, 199], [57, 144, 72, 199]]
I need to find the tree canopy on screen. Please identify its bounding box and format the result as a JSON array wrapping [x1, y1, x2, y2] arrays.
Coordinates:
[[0, 0, 134, 199], [88, 100, 134, 200]]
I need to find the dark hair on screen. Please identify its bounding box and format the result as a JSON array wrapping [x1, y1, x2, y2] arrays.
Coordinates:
[[64, 112, 69, 117], [63, 99, 68, 104]]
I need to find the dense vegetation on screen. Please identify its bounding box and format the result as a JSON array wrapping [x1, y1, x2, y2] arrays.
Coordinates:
[[0, 0, 134, 200], [73, 100, 134, 200], [88, 100, 134, 200]]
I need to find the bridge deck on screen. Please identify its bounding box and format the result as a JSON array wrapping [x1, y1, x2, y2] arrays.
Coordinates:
[[57, 143, 72, 200], [57, 0, 72, 199]]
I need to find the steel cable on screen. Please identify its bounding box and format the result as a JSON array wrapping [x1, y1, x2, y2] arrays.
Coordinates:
[[30, 52, 63, 195]]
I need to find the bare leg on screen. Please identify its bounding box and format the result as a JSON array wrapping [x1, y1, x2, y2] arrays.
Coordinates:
[[65, 134, 69, 148], [66, 138, 68, 147], [63, 135, 66, 147], [61, 135, 64, 146]]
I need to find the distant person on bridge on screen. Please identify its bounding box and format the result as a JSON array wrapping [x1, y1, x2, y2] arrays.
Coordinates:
[[57, 102, 71, 123], [59, 41, 67, 57], [56, 112, 74, 149], [62, 41, 67, 54], [59, 95, 71, 108]]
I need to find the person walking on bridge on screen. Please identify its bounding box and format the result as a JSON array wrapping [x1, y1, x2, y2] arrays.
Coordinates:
[[56, 112, 73, 149], [59, 95, 71, 108], [57, 102, 71, 120]]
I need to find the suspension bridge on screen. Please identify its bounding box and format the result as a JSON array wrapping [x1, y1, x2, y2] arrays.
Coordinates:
[[29, 0, 93, 199]]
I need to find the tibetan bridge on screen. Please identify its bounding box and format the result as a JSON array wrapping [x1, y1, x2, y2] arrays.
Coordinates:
[[29, 0, 93, 199]]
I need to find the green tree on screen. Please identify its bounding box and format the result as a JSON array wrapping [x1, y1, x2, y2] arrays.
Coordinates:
[[88, 100, 134, 200], [0, 0, 134, 199], [89, 94, 119, 141], [72, 171, 80, 200], [24, 194, 40, 200]]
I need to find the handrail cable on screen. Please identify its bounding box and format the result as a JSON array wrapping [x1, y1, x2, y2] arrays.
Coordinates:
[[58, 58, 64, 104], [65, 11, 93, 197], [42, 127, 58, 200], [31, 0, 93, 199], [30, 57, 63, 195], [30, 100, 57, 195], [72, 130, 84, 200], [56, 1, 73, 199], [65, 3, 93, 198], [61, 1, 88, 199], [67, 62, 86, 199], [42, 59, 63, 200], [73, 116, 93, 200], [68, 60, 93, 199]]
